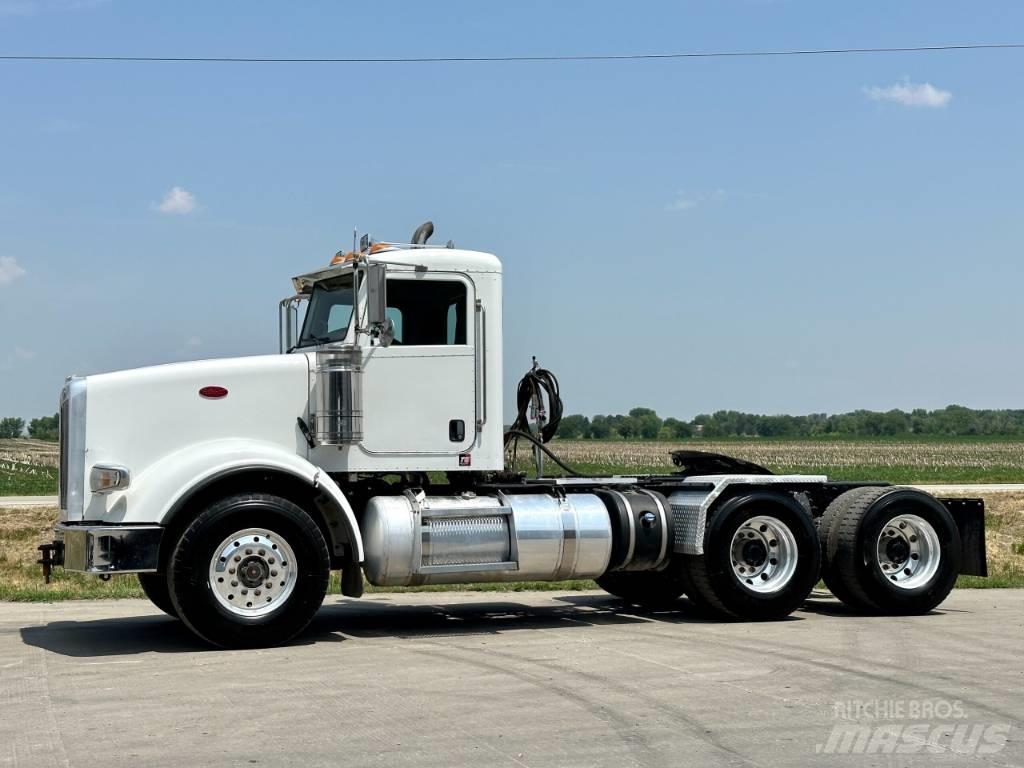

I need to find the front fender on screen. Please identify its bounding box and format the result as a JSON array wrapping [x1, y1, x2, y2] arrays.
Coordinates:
[[90, 438, 364, 563]]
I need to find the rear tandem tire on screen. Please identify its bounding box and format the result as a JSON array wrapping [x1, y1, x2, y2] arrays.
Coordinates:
[[168, 492, 331, 649], [684, 493, 821, 621], [137, 573, 178, 618], [826, 487, 961, 615]]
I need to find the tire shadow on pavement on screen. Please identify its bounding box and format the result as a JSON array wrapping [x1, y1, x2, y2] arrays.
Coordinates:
[[20, 614, 209, 657], [19, 592, 807, 658]]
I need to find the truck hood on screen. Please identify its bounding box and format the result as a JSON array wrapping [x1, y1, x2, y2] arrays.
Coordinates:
[[62, 354, 311, 521]]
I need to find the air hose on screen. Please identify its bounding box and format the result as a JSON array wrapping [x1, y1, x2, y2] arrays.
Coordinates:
[[503, 361, 582, 477]]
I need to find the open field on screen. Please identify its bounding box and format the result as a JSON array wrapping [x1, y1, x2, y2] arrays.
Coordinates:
[[3, 437, 1022, 598], [5, 437, 1024, 497], [547, 438, 1024, 483], [2, 491, 1022, 600], [0, 438, 59, 496]]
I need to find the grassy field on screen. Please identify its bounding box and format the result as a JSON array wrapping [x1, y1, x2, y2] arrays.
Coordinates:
[[2, 436, 1022, 599], [543, 438, 1024, 483], [0, 439, 59, 496], [1, 492, 1021, 600], [4, 437, 1024, 496]]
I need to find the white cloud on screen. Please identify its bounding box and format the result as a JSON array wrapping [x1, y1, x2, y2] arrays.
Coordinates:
[[0, 256, 26, 286], [666, 189, 726, 213], [154, 186, 197, 215], [864, 80, 951, 108], [667, 196, 697, 212], [176, 336, 202, 356]]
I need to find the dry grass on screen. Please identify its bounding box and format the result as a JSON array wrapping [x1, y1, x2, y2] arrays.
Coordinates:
[[2, 492, 1022, 601]]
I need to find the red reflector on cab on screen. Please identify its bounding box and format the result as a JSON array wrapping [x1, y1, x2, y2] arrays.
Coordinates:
[[199, 386, 228, 399]]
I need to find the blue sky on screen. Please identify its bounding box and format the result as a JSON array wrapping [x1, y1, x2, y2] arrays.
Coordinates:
[[0, 1, 1022, 423]]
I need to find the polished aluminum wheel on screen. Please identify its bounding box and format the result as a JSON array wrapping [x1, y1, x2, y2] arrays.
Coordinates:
[[730, 515, 799, 594], [875, 513, 941, 590], [209, 529, 297, 618]]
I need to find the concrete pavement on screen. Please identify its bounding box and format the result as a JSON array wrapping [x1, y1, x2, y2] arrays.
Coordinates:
[[1, 589, 1022, 767]]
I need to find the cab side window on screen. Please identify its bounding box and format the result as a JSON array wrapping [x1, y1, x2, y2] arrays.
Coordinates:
[[385, 279, 467, 346]]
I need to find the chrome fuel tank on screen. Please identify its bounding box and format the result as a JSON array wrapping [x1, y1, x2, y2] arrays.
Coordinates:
[[362, 492, 613, 586]]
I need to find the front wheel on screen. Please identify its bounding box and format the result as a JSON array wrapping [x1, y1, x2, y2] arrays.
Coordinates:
[[685, 493, 821, 620], [168, 493, 331, 649], [137, 572, 178, 618]]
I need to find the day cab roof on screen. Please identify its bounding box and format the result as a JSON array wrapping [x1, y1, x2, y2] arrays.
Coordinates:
[[290, 245, 502, 295]]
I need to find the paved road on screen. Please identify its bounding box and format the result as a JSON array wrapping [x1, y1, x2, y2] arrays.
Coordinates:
[[1, 590, 1022, 768], [5, 484, 1024, 509], [0, 496, 58, 508]]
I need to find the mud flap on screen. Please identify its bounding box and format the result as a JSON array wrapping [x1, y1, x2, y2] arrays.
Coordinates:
[[941, 498, 987, 577]]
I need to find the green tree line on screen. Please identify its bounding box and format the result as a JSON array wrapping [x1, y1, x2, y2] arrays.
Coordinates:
[[557, 405, 1024, 440], [0, 414, 60, 441]]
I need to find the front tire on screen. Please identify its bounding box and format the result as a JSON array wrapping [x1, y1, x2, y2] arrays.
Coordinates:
[[685, 493, 821, 620], [137, 573, 178, 618], [168, 493, 330, 649]]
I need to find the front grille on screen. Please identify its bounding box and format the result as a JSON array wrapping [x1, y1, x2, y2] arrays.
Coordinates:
[[58, 384, 69, 509]]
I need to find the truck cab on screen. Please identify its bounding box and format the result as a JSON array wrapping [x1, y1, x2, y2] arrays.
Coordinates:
[[284, 244, 504, 474]]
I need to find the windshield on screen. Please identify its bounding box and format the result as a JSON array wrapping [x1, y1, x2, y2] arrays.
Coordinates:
[[296, 275, 355, 348]]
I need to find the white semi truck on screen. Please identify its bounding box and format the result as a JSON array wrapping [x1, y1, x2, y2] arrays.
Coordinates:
[[41, 223, 987, 648]]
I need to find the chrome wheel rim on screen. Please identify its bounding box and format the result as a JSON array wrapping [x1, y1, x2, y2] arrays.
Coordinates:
[[875, 513, 940, 590], [730, 515, 799, 594], [209, 529, 298, 618]]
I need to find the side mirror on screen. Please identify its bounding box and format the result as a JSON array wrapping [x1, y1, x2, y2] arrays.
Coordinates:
[[366, 263, 387, 326], [365, 263, 392, 346]]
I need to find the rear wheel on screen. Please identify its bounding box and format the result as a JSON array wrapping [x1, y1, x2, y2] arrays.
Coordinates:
[[827, 487, 960, 615], [168, 493, 330, 648], [685, 493, 820, 620], [596, 559, 692, 608], [137, 573, 178, 618]]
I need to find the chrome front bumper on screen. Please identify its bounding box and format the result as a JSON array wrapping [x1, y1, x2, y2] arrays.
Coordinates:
[[54, 523, 162, 574]]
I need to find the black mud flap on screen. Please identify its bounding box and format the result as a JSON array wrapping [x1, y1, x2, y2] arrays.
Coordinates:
[[940, 498, 987, 577]]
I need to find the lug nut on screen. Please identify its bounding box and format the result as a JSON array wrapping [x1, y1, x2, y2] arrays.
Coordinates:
[[229, 567, 236, 574], [258, 549, 266, 556], [268, 558, 275, 565], [245, 549, 253, 555], [241, 589, 248, 595], [234, 556, 241, 562], [270, 570, 278, 577]]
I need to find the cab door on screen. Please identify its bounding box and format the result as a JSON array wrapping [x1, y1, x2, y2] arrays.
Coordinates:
[[360, 272, 476, 456]]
